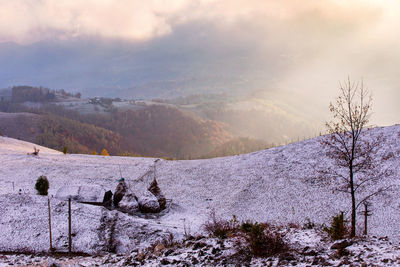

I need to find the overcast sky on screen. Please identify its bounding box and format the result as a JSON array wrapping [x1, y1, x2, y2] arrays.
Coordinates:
[[0, 0, 399, 125]]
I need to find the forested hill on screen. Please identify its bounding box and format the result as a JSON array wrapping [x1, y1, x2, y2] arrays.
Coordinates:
[[0, 107, 269, 159], [0, 86, 272, 158]]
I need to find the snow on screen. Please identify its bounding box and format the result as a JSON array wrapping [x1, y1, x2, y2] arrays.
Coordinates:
[[0, 125, 400, 259], [2, 227, 400, 266], [138, 190, 160, 213], [118, 191, 139, 214], [55, 185, 106, 203]]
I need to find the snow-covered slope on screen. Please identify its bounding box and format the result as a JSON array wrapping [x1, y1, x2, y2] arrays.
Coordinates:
[[0, 136, 61, 155], [0, 125, 399, 254]]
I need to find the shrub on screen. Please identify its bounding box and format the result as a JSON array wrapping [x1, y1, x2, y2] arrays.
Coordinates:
[[63, 146, 68, 154], [203, 211, 238, 239], [204, 213, 289, 258], [35, 175, 49, 195], [287, 222, 301, 229], [238, 221, 288, 257], [303, 218, 315, 229], [324, 212, 348, 240], [160, 232, 178, 248]]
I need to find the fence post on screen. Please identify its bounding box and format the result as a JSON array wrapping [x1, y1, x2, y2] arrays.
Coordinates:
[[68, 198, 72, 253], [361, 201, 372, 235], [48, 198, 53, 251]]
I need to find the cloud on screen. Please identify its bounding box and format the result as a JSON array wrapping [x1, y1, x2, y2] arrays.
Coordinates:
[[0, 0, 398, 125], [0, 0, 188, 43], [0, 0, 391, 44]]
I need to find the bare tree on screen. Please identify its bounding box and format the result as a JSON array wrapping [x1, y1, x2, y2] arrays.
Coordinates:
[[321, 78, 392, 238]]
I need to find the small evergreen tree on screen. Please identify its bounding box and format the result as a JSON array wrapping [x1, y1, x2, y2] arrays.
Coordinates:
[[35, 175, 49, 195], [325, 212, 347, 240]]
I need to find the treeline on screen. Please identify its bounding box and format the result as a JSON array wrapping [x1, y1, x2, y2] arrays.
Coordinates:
[[11, 86, 81, 103]]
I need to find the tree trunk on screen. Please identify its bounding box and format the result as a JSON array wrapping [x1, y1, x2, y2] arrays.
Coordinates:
[[350, 163, 356, 238]]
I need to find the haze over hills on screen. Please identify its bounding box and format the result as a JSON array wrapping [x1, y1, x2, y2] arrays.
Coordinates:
[[0, 86, 319, 158]]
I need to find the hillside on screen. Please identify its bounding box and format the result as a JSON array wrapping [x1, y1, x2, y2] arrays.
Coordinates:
[[0, 112, 41, 143], [0, 112, 123, 155], [0, 125, 399, 258], [0, 105, 236, 158], [0, 86, 316, 152]]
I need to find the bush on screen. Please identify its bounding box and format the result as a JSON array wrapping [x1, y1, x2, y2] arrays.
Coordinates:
[[204, 213, 289, 259], [203, 211, 238, 239], [303, 218, 315, 229], [63, 146, 68, 154], [324, 212, 348, 240], [238, 221, 288, 257], [35, 175, 49, 195]]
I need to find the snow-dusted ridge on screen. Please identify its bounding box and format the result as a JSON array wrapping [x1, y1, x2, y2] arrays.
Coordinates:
[[0, 125, 399, 255]]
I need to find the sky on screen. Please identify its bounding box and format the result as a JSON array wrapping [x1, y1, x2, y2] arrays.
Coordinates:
[[0, 0, 399, 126]]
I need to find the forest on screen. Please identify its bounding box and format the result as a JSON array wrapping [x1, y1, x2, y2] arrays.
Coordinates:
[[0, 86, 270, 159]]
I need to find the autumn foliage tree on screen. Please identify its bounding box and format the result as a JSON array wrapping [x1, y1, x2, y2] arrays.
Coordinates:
[[321, 78, 392, 238], [101, 148, 110, 156]]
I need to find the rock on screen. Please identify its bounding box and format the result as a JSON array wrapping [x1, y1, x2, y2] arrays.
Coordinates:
[[164, 248, 174, 256], [339, 257, 351, 265], [138, 190, 160, 213], [311, 256, 331, 265], [118, 191, 139, 214], [279, 252, 296, 262], [331, 240, 352, 250], [211, 247, 220, 254], [160, 258, 170, 265], [191, 257, 199, 265], [193, 242, 207, 250], [303, 250, 318, 256], [48, 259, 61, 267]]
